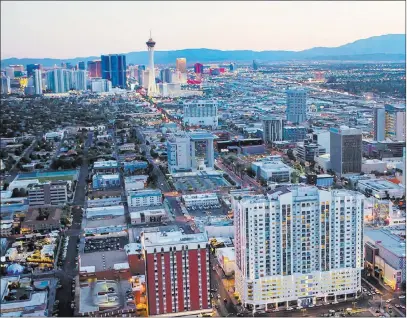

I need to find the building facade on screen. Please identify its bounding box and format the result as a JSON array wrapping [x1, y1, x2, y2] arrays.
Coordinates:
[[167, 131, 215, 173], [194, 63, 203, 74], [182, 100, 218, 128], [87, 60, 102, 78], [1, 76, 11, 94], [101, 54, 127, 88], [385, 104, 406, 141], [374, 107, 386, 141], [91, 79, 112, 93], [142, 231, 211, 315], [283, 126, 307, 142], [286, 88, 307, 124], [233, 186, 364, 312], [176, 58, 187, 73], [26, 63, 41, 77], [263, 117, 285, 144], [330, 126, 362, 176], [33, 69, 43, 95], [27, 181, 68, 207], [127, 189, 162, 208]]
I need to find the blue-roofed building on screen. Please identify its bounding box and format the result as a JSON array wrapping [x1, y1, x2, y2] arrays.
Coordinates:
[[127, 189, 162, 208], [123, 161, 148, 174], [93, 160, 119, 173], [364, 228, 406, 291], [92, 174, 120, 190]]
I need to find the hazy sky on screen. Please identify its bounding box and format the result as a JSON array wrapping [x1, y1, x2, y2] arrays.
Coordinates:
[[1, 1, 405, 59]]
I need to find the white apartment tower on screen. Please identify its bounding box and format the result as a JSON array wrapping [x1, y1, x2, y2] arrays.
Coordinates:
[[233, 185, 364, 313], [33, 69, 43, 95], [182, 100, 218, 128]]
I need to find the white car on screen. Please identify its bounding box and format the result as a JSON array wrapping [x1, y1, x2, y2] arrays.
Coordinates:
[[399, 295, 406, 299]]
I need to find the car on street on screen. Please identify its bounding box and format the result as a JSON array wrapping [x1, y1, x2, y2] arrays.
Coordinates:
[[399, 295, 406, 299]]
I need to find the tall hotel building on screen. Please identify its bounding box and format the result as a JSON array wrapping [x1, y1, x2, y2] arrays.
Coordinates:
[[142, 231, 211, 315], [176, 58, 187, 73], [101, 54, 127, 89], [233, 186, 364, 312]]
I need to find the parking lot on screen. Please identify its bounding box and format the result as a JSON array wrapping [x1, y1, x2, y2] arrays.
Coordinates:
[[173, 175, 231, 193], [185, 204, 228, 217], [84, 236, 128, 253]]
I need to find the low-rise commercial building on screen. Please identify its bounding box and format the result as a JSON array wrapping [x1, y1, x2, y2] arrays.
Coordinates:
[[127, 189, 162, 208], [124, 175, 148, 192], [130, 208, 166, 225], [364, 228, 406, 291], [182, 193, 219, 207], [251, 156, 292, 182], [356, 179, 405, 199], [216, 247, 236, 277], [92, 174, 121, 190], [361, 159, 388, 174], [93, 160, 119, 173], [27, 181, 68, 207]]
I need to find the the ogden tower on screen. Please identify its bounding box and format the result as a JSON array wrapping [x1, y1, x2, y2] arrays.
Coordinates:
[[146, 32, 158, 96]]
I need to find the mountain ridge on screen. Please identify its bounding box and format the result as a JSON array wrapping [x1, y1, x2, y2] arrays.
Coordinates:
[[1, 34, 405, 67]]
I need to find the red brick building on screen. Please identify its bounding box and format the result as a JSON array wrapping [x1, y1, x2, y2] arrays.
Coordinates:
[[142, 231, 211, 315]]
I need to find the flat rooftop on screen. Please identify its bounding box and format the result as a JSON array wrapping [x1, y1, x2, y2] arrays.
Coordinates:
[[358, 179, 402, 190], [86, 205, 125, 219], [84, 215, 127, 228], [364, 228, 406, 257], [80, 250, 128, 272], [143, 231, 207, 247]]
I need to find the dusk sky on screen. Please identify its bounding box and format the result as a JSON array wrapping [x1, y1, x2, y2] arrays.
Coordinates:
[[1, 1, 405, 59]]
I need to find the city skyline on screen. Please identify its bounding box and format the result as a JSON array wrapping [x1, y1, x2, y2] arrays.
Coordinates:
[[1, 1, 405, 59]]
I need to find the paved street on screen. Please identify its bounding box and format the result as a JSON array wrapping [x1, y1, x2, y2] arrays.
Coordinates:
[[210, 252, 238, 317], [54, 131, 92, 317], [136, 127, 172, 192]]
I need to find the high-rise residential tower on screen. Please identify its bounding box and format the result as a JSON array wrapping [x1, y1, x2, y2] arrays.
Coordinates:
[[176, 58, 187, 73], [263, 116, 286, 144], [330, 126, 362, 176], [286, 88, 307, 124], [101, 54, 127, 89], [233, 186, 364, 313], [33, 69, 43, 95], [146, 33, 158, 96]]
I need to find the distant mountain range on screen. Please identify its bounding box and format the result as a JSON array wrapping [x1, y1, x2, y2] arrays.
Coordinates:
[[1, 34, 405, 68]]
